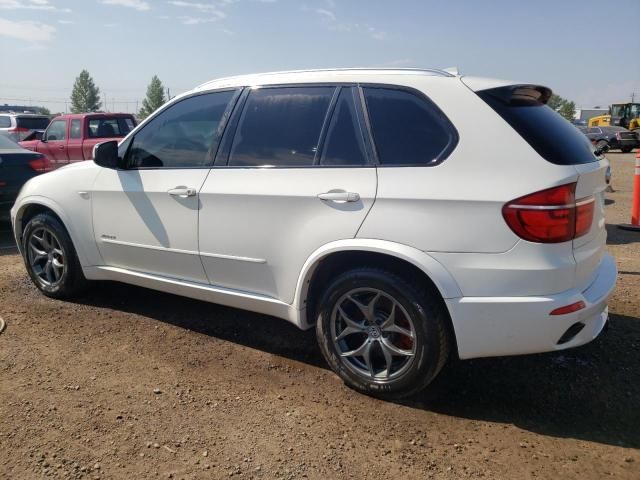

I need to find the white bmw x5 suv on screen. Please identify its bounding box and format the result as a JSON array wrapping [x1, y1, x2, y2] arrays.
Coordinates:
[[11, 68, 616, 398]]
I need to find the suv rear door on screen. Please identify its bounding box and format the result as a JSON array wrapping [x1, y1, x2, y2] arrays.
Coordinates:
[[198, 85, 377, 303]]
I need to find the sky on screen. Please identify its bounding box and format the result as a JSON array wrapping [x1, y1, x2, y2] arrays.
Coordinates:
[[0, 0, 638, 114]]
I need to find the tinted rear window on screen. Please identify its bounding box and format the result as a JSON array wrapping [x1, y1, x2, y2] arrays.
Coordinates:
[[0, 116, 11, 128], [16, 116, 50, 130], [88, 117, 135, 138], [478, 86, 597, 165]]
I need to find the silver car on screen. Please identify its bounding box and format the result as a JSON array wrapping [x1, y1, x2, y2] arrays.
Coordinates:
[[0, 113, 51, 142]]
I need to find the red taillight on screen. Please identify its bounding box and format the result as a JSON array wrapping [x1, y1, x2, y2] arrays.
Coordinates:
[[550, 301, 586, 316], [502, 183, 595, 243], [28, 155, 53, 173], [575, 197, 595, 238]]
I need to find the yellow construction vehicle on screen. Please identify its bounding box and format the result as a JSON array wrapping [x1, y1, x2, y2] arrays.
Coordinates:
[[588, 102, 640, 130]]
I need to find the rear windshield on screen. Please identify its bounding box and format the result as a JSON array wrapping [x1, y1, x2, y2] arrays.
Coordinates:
[[16, 116, 50, 130], [478, 86, 597, 165], [88, 117, 135, 138]]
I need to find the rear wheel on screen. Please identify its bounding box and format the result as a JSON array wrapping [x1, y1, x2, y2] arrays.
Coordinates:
[[621, 146, 633, 153], [22, 213, 88, 298], [315, 267, 450, 399]]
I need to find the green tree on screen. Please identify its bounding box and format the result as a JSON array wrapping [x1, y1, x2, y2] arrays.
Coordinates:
[[139, 75, 166, 119], [547, 94, 565, 111], [558, 100, 576, 121], [70, 70, 101, 113], [38, 106, 51, 116]]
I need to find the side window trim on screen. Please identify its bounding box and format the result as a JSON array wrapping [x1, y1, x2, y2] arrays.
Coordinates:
[[355, 85, 380, 165], [123, 88, 240, 170], [214, 87, 249, 167]]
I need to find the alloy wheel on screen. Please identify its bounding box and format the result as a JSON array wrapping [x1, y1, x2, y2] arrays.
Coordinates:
[[330, 288, 417, 383], [27, 227, 66, 287]]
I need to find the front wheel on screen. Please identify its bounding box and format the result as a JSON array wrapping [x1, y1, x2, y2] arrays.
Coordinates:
[[621, 147, 633, 153], [315, 268, 451, 399], [22, 213, 88, 298]]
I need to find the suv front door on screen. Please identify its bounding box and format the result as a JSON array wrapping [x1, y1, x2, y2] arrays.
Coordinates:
[[198, 86, 377, 303], [91, 90, 238, 283]]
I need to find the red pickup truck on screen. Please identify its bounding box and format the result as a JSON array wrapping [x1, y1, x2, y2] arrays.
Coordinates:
[[20, 113, 136, 167]]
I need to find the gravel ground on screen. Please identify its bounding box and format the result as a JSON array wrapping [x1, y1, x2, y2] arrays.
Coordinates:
[[1, 152, 639, 479]]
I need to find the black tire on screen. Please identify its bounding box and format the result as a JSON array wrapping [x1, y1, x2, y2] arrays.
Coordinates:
[[315, 267, 450, 399], [21, 212, 88, 298], [621, 147, 633, 153]]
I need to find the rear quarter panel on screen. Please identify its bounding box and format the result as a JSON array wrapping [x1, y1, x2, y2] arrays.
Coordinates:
[[358, 76, 580, 253]]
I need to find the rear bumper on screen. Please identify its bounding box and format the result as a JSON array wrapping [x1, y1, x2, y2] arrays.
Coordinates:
[[447, 253, 616, 359]]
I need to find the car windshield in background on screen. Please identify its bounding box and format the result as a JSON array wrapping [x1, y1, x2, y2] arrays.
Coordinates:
[[88, 118, 135, 138], [601, 126, 628, 133], [478, 86, 597, 165], [16, 116, 50, 130]]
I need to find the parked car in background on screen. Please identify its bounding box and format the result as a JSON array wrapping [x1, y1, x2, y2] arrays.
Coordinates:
[[0, 113, 51, 143], [580, 126, 638, 153], [19, 113, 136, 167], [10, 69, 616, 398], [0, 134, 52, 219]]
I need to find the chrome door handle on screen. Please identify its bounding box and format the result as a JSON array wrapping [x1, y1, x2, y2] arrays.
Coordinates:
[[168, 186, 197, 197], [317, 191, 360, 202]]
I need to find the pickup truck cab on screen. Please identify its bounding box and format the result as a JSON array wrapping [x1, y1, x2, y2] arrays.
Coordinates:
[[20, 113, 136, 167]]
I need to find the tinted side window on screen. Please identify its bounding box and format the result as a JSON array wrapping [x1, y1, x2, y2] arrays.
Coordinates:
[[128, 91, 236, 169], [70, 119, 82, 139], [320, 87, 368, 166], [0, 116, 11, 128], [46, 120, 66, 141], [364, 88, 457, 165], [229, 87, 334, 167]]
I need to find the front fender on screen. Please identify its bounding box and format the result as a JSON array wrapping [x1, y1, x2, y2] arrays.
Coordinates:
[[12, 195, 93, 266], [292, 239, 463, 326]]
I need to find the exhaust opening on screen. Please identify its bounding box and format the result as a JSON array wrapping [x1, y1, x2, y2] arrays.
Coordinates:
[[557, 322, 586, 345]]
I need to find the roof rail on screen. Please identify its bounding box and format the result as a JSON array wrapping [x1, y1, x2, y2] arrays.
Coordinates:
[[194, 67, 454, 90]]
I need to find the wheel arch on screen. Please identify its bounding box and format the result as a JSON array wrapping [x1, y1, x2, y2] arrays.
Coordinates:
[[13, 197, 88, 265], [293, 239, 462, 330]]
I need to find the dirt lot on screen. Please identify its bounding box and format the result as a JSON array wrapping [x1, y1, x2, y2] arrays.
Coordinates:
[[1, 152, 639, 480]]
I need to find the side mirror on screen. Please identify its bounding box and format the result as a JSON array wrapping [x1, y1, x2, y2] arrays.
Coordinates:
[[93, 140, 121, 169]]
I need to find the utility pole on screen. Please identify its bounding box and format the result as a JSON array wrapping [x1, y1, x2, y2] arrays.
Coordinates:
[[166, 87, 171, 101], [632, 92, 636, 103]]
